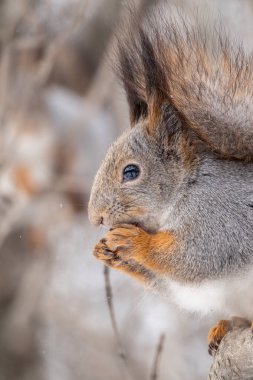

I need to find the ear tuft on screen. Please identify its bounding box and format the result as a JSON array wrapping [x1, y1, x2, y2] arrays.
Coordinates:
[[116, 6, 183, 134], [118, 43, 148, 124]]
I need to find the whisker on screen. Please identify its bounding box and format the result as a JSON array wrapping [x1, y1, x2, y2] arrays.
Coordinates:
[[125, 290, 149, 317]]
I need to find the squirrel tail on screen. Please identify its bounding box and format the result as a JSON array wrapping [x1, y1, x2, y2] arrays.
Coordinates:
[[117, 6, 253, 161]]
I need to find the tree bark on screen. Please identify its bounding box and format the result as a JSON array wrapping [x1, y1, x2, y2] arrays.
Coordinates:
[[208, 327, 253, 380]]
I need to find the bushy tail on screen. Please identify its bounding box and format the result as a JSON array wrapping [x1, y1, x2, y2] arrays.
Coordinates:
[[117, 6, 253, 161]]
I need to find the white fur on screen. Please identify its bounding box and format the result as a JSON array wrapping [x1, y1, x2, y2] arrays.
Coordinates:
[[166, 267, 253, 318]]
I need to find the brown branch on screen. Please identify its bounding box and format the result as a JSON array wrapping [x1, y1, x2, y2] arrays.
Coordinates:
[[150, 333, 165, 380], [103, 266, 132, 380], [33, 1, 89, 87]]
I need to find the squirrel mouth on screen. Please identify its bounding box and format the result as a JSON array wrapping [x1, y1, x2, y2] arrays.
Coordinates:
[[131, 221, 156, 234]]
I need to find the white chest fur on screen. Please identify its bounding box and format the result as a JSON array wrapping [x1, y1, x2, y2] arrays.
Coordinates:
[[167, 267, 253, 319]]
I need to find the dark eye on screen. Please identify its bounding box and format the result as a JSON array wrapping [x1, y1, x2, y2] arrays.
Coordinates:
[[122, 164, 140, 182]]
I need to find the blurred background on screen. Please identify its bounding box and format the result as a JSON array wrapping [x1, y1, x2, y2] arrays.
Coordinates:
[[1, 0, 253, 379]]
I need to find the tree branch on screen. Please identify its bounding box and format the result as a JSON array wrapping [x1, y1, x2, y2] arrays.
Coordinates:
[[150, 333, 165, 380], [103, 266, 132, 380], [208, 326, 253, 380]]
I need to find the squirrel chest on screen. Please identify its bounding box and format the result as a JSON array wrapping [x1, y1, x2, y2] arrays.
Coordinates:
[[168, 267, 253, 318]]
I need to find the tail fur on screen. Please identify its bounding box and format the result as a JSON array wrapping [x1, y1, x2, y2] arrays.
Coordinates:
[[117, 6, 253, 161]]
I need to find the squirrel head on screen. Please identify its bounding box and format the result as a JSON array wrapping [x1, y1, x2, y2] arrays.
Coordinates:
[[88, 112, 195, 231]]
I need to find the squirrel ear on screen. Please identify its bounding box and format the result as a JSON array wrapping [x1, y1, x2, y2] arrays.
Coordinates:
[[118, 44, 148, 125], [138, 29, 182, 137], [118, 27, 181, 134]]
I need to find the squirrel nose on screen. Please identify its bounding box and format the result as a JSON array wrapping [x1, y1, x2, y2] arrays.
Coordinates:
[[88, 208, 110, 227], [88, 184, 108, 226], [88, 199, 106, 226], [88, 211, 104, 227]]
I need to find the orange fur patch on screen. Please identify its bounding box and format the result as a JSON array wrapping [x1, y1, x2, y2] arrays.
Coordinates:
[[93, 224, 177, 279], [208, 320, 231, 346]]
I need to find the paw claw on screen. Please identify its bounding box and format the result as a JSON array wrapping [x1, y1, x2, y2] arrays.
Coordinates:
[[93, 224, 148, 271], [208, 320, 231, 357], [208, 317, 252, 356], [102, 249, 114, 257], [208, 341, 220, 356]]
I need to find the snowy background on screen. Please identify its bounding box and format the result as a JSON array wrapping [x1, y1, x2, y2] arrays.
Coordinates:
[[0, 0, 253, 379]]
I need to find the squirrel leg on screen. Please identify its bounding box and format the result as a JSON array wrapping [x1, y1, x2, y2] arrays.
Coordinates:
[[208, 317, 251, 356], [93, 224, 177, 281], [208, 320, 232, 357]]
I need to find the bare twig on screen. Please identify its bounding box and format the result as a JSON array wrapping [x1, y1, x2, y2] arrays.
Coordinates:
[[103, 265, 132, 380], [0, 197, 27, 249], [150, 333, 166, 380], [34, 1, 88, 87]]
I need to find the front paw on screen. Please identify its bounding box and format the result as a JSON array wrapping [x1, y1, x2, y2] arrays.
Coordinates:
[[93, 224, 149, 267], [208, 320, 232, 356]]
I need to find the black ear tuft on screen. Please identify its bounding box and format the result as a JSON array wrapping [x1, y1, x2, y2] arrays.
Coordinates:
[[139, 29, 167, 100], [117, 26, 170, 129], [118, 45, 148, 124]]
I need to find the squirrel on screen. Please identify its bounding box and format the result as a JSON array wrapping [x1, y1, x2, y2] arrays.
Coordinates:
[[88, 6, 253, 354]]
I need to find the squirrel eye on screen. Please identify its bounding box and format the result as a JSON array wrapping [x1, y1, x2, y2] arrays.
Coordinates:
[[122, 164, 140, 182]]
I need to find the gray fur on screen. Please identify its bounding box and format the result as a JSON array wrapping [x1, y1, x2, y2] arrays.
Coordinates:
[[88, 7, 253, 286], [89, 121, 253, 283]]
